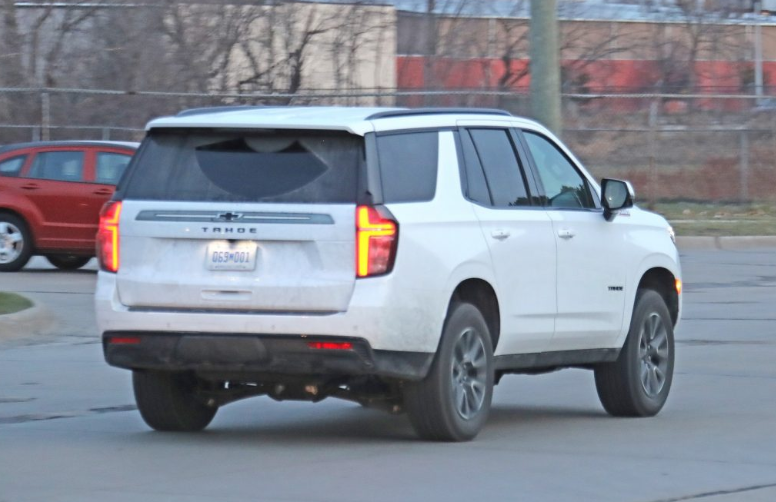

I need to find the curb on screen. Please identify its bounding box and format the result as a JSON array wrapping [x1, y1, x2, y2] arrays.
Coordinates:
[[677, 236, 776, 250], [0, 300, 55, 341]]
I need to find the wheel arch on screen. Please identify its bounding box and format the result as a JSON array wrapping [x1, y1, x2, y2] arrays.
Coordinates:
[[448, 278, 500, 351], [0, 205, 39, 249], [637, 267, 679, 327]]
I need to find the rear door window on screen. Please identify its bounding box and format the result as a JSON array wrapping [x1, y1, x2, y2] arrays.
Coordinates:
[[467, 129, 531, 207], [376, 131, 438, 202], [458, 131, 491, 205], [96, 152, 132, 185], [0, 156, 26, 177], [123, 130, 362, 203], [27, 151, 85, 182]]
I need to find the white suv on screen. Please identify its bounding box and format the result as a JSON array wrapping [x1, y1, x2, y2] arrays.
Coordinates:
[[96, 107, 682, 441]]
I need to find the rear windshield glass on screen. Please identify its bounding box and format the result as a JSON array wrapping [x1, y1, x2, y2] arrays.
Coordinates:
[[122, 129, 363, 203]]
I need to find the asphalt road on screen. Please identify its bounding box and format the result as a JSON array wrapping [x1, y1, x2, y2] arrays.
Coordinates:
[[1, 250, 775, 502]]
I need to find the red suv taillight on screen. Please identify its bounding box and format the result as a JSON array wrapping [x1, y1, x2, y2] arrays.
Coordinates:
[[97, 201, 122, 273], [356, 205, 398, 278]]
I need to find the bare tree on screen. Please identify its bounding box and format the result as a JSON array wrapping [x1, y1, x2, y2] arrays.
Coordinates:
[[0, 0, 24, 87], [649, 1, 745, 93]]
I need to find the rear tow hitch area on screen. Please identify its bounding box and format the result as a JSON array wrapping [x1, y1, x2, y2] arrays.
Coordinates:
[[192, 374, 403, 413]]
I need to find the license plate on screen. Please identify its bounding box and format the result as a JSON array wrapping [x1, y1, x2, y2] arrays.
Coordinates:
[[206, 242, 258, 271]]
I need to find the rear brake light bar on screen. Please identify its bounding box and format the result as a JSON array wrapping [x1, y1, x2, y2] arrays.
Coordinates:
[[356, 205, 398, 278], [108, 336, 140, 345], [307, 341, 353, 350], [97, 201, 122, 272]]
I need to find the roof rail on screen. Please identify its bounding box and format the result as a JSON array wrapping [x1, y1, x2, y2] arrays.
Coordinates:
[[176, 105, 278, 118], [366, 108, 512, 120]]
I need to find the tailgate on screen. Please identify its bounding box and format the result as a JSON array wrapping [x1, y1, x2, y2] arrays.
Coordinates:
[[116, 201, 356, 313], [113, 128, 364, 313]]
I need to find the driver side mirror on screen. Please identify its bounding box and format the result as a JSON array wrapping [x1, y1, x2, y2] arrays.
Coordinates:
[[601, 178, 635, 222]]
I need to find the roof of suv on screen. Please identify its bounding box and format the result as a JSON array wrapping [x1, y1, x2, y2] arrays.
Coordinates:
[[147, 106, 542, 136], [0, 140, 139, 154]]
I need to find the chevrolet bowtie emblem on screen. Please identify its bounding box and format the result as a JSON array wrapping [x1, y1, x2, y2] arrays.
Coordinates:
[[217, 212, 244, 221]]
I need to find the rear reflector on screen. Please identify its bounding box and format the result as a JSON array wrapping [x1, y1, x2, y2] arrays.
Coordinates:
[[356, 205, 397, 278], [109, 336, 141, 345], [307, 341, 353, 350], [97, 201, 122, 273]]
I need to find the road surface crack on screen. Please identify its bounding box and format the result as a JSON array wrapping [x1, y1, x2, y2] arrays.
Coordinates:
[[650, 482, 776, 502]]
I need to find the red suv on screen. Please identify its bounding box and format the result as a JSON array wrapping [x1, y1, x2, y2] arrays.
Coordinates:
[[0, 141, 138, 272]]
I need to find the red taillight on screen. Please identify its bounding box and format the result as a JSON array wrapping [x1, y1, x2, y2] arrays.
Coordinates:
[[307, 341, 354, 350], [109, 336, 140, 345], [97, 201, 122, 273], [356, 205, 397, 278]]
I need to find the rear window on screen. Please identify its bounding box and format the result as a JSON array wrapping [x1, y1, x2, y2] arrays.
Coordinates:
[[122, 129, 363, 203], [376, 131, 438, 203]]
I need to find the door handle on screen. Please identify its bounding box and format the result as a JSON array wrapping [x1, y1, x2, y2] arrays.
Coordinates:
[[93, 189, 112, 196], [491, 229, 511, 240], [20, 183, 40, 190], [557, 229, 576, 240]]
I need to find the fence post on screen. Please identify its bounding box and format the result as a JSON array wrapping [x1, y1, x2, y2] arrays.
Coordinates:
[[40, 91, 51, 141], [739, 129, 750, 202], [648, 100, 658, 205], [32, 126, 40, 142], [102, 128, 110, 140]]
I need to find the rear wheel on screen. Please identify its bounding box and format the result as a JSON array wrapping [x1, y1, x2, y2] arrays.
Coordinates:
[[46, 255, 91, 270], [133, 371, 217, 432], [594, 289, 675, 417], [0, 214, 32, 272], [404, 302, 494, 441]]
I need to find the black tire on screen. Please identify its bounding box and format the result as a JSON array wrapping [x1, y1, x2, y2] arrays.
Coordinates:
[[595, 289, 675, 417], [404, 302, 494, 441], [0, 213, 33, 272], [133, 371, 217, 432], [46, 255, 91, 270]]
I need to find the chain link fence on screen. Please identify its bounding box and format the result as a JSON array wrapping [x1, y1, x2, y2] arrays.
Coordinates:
[[2, 87, 775, 203]]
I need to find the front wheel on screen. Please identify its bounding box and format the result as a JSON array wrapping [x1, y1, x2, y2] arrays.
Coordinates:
[[0, 214, 33, 272], [594, 289, 675, 417], [133, 371, 218, 432], [46, 255, 91, 270], [404, 302, 494, 441]]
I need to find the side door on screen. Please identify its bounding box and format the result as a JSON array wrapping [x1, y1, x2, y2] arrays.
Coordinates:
[[518, 129, 627, 350], [457, 125, 557, 355], [22, 148, 94, 250]]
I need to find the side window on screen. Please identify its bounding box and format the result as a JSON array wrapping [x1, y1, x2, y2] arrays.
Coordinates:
[[523, 132, 594, 209], [376, 131, 438, 203], [28, 151, 85, 182], [458, 131, 491, 205], [96, 152, 132, 185], [0, 156, 26, 177], [468, 128, 530, 207]]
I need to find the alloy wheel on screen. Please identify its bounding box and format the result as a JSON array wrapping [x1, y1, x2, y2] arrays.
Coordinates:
[[638, 312, 670, 397], [0, 222, 24, 265], [450, 328, 488, 420]]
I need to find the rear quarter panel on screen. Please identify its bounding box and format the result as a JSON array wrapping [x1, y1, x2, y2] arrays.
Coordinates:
[[383, 131, 495, 352]]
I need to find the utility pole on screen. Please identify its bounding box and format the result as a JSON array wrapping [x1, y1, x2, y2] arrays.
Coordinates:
[[529, 0, 562, 135], [424, 0, 437, 105], [754, 1, 764, 103]]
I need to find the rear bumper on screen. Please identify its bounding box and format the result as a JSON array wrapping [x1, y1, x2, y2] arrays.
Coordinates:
[[103, 332, 434, 380], [96, 271, 447, 353]]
